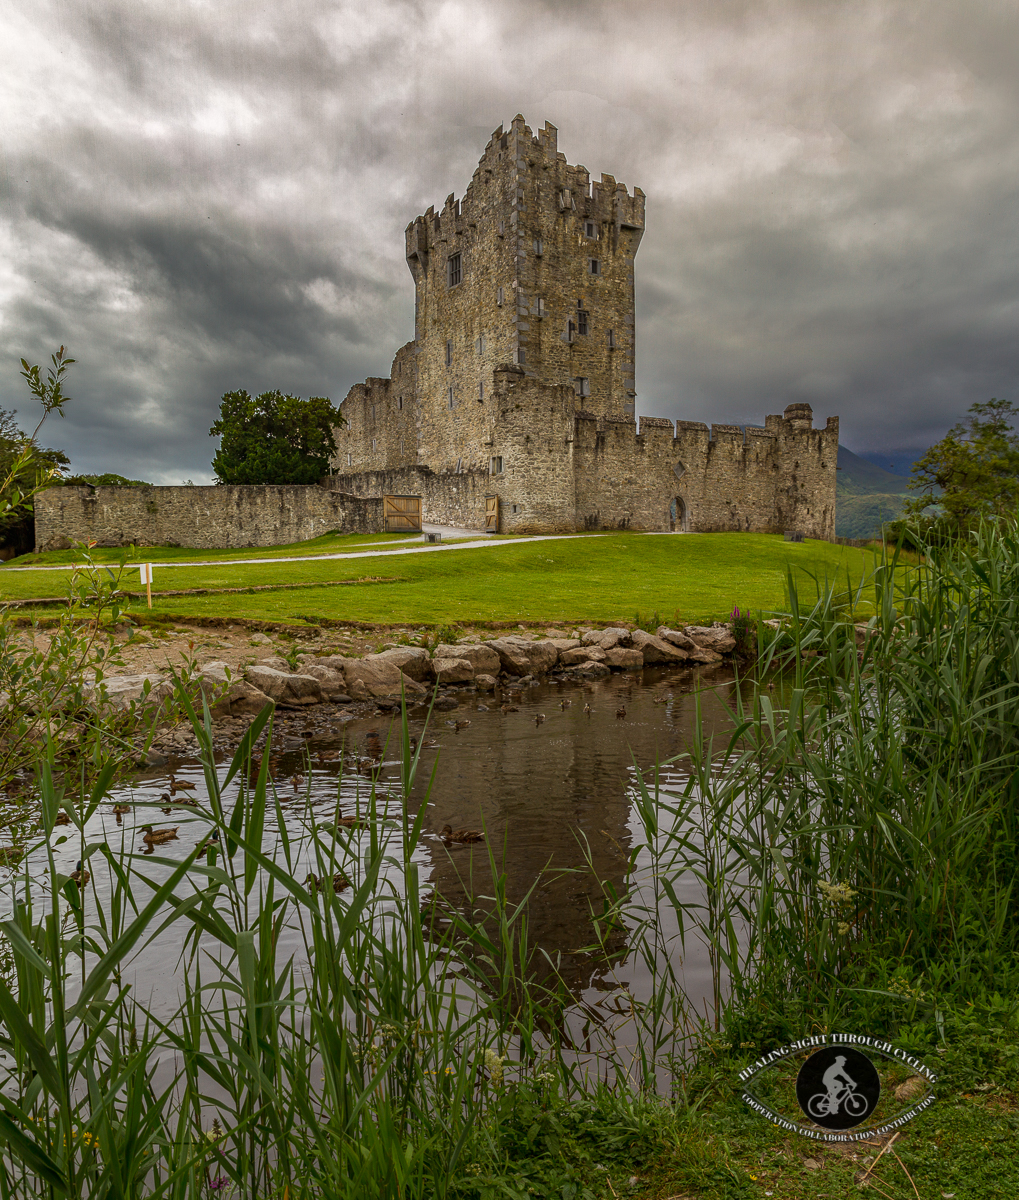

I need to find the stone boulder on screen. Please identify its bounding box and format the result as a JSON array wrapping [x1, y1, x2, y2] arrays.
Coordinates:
[[560, 647, 606, 665], [99, 673, 175, 710], [337, 656, 426, 701], [581, 627, 632, 650], [486, 636, 559, 677], [684, 625, 736, 654], [244, 666, 324, 707], [475, 673, 497, 692], [434, 643, 501, 675], [687, 647, 723, 665], [563, 661, 611, 679], [656, 627, 699, 652], [432, 657, 475, 684], [300, 663, 350, 700], [630, 629, 690, 665], [200, 662, 272, 716], [604, 647, 644, 671], [544, 638, 582, 652], [374, 646, 433, 682]]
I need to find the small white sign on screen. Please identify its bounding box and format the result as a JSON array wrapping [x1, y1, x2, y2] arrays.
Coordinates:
[[139, 563, 153, 584]]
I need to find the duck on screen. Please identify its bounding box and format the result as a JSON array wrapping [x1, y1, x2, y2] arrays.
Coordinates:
[[454, 720, 471, 733], [0, 846, 24, 867], [336, 811, 370, 830], [306, 871, 351, 894], [653, 694, 669, 705], [534, 713, 546, 726], [169, 778, 197, 795], [195, 829, 221, 854], [500, 704, 519, 714], [616, 705, 626, 719], [560, 699, 572, 710], [440, 824, 484, 845], [112, 803, 131, 814], [583, 704, 592, 715], [140, 824, 179, 846], [55, 811, 71, 826], [70, 860, 90, 888], [292, 774, 304, 791]]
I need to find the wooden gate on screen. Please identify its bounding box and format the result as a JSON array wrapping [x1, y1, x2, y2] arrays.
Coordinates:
[[383, 495, 422, 532], [485, 495, 499, 533]]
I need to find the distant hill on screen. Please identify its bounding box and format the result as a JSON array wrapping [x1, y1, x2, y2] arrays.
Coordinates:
[[835, 445, 911, 539]]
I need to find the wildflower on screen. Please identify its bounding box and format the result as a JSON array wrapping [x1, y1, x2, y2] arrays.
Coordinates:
[[482, 1048, 508, 1087], [817, 880, 857, 906], [205, 1118, 224, 1143], [837, 922, 851, 935], [209, 1177, 230, 1192]]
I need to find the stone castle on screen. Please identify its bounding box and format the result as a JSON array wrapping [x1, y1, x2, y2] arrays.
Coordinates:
[[330, 115, 838, 538]]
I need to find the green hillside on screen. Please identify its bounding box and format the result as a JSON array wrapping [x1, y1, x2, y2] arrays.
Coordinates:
[[836, 445, 911, 538]]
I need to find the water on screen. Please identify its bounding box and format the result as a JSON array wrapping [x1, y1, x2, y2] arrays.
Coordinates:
[[19, 663, 752, 1063]]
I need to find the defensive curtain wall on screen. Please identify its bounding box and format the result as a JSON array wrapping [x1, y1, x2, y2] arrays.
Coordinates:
[[34, 484, 383, 552], [330, 367, 838, 538]]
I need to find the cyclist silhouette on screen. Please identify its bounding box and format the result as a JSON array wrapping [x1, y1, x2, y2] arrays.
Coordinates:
[[821, 1056, 856, 1110]]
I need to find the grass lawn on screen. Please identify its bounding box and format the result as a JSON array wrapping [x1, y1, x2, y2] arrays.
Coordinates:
[[0, 532, 883, 626]]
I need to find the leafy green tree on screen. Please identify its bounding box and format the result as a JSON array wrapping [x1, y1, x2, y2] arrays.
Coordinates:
[[906, 399, 1019, 528], [1, 347, 74, 549], [209, 390, 344, 485]]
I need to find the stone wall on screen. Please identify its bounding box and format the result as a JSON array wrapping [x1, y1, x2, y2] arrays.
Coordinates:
[[327, 465, 492, 530], [34, 485, 385, 551]]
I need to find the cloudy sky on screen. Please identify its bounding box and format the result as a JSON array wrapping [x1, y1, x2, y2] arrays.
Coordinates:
[[2, 0, 1017, 483]]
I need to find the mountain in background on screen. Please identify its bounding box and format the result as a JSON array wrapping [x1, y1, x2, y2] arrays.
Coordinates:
[[856, 450, 928, 478], [835, 445, 912, 539]]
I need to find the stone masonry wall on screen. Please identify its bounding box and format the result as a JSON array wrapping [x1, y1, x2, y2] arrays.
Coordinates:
[[327, 465, 493, 531], [34, 485, 384, 552]]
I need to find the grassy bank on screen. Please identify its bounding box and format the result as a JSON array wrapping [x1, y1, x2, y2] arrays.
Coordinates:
[[1, 532, 881, 626]]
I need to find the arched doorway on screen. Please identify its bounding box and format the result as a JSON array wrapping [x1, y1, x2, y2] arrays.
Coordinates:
[[669, 496, 688, 532]]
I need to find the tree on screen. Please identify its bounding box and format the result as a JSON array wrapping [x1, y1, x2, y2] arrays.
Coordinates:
[[209, 390, 344, 485], [1, 348, 74, 550], [905, 399, 1019, 529]]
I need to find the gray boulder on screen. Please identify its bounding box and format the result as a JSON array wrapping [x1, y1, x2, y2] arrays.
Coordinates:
[[684, 625, 736, 654], [560, 647, 606, 665], [563, 661, 611, 679], [338, 656, 426, 701], [99, 673, 175, 709], [200, 662, 272, 716], [604, 647, 644, 670], [581, 627, 632, 650], [656, 627, 699, 652], [486, 637, 558, 677], [434, 643, 501, 674], [432, 657, 475, 684], [374, 646, 433, 682], [245, 666, 324, 706], [631, 629, 690, 664], [475, 673, 498, 691]]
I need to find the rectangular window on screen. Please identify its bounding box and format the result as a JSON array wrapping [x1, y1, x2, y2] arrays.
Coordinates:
[[445, 340, 452, 367], [370, 404, 376, 422], [589, 258, 600, 275], [475, 335, 486, 353], [498, 220, 505, 237], [536, 297, 545, 318], [517, 349, 526, 365], [567, 319, 576, 342], [347, 453, 352, 466], [372, 438, 377, 451], [490, 456, 503, 475], [577, 309, 589, 336], [533, 237, 543, 256], [448, 387, 454, 409], [511, 504, 520, 514], [585, 221, 596, 238], [497, 286, 504, 306], [397, 396, 403, 410], [456, 457, 462, 473], [607, 329, 615, 349], [447, 253, 462, 287], [478, 381, 484, 401], [574, 377, 590, 398]]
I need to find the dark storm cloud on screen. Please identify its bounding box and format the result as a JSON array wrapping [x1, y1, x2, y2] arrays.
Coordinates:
[[2, 0, 1018, 481]]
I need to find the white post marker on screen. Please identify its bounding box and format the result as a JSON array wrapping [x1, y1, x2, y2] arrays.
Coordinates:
[[139, 563, 153, 608]]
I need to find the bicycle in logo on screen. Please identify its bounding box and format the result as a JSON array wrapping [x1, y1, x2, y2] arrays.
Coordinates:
[[807, 1080, 868, 1120]]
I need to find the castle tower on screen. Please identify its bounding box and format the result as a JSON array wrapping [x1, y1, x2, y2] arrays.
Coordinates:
[[404, 116, 645, 471]]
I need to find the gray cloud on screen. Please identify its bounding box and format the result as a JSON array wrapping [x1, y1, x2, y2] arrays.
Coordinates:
[[1, 0, 1017, 481]]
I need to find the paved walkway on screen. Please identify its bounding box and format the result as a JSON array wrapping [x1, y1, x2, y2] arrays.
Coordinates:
[[2, 529, 685, 574]]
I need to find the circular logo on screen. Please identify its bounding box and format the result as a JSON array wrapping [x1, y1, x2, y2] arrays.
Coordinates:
[[795, 1046, 881, 1130]]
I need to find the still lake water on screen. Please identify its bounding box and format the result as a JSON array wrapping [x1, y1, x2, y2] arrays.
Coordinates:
[[29, 663, 752, 1065]]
